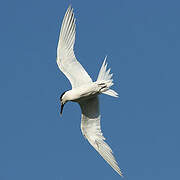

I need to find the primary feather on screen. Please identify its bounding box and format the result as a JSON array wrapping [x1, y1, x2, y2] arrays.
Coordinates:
[[57, 6, 92, 88], [80, 97, 123, 176]]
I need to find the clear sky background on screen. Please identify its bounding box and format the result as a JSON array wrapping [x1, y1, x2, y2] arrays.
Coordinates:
[[0, 0, 180, 179]]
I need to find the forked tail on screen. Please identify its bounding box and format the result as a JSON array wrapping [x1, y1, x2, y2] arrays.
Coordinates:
[[96, 56, 118, 97]]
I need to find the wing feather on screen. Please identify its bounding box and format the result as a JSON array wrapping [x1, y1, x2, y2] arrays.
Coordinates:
[[57, 6, 92, 88], [79, 97, 123, 176]]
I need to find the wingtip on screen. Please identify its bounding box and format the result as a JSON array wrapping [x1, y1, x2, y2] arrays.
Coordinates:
[[67, 4, 74, 13], [115, 167, 123, 177], [120, 173, 124, 178], [120, 170, 124, 177], [68, 4, 72, 9]]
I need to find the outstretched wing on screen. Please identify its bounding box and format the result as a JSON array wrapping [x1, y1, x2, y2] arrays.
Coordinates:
[[79, 97, 123, 176], [57, 6, 92, 88]]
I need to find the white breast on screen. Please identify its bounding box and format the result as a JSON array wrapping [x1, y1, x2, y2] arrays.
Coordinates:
[[67, 82, 100, 102]]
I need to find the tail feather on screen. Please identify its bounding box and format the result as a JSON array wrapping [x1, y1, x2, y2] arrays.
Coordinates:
[[97, 56, 118, 98], [103, 89, 118, 97]]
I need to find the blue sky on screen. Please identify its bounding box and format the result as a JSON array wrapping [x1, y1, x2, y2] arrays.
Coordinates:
[[0, 0, 180, 179]]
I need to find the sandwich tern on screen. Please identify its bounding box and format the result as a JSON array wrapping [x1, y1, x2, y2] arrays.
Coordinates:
[[57, 6, 123, 176]]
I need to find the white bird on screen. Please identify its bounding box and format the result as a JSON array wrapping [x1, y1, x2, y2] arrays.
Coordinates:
[[57, 6, 123, 177]]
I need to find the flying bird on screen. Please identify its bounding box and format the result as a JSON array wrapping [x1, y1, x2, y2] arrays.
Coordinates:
[[57, 6, 123, 176]]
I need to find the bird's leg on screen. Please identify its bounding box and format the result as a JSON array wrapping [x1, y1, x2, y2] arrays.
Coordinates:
[[98, 83, 108, 92]]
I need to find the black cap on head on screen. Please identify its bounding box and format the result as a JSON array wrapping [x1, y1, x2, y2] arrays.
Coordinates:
[[60, 91, 67, 101], [60, 91, 67, 116]]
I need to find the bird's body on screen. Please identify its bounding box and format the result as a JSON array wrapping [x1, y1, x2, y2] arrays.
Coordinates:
[[57, 5, 123, 177], [61, 81, 111, 103]]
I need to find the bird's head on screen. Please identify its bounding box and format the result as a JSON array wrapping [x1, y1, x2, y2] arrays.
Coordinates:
[[60, 91, 68, 115]]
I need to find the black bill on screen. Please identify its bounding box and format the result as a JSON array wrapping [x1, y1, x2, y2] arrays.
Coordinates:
[[60, 103, 64, 115]]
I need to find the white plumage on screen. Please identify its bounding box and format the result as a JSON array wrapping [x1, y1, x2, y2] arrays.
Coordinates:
[[57, 5, 123, 177], [57, 6, 92, 88]]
